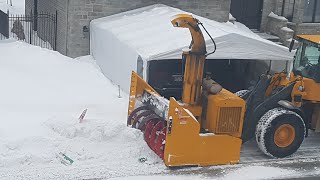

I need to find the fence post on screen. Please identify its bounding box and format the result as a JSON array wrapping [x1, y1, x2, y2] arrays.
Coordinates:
[[29, 11, 32, 44], [54, 10, 57, 51], [33, 0, 38, 31], [6, 10, 9, 38]]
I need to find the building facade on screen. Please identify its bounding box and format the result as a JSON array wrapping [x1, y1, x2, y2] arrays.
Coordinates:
[[25, 0, 231, 58], [230, 0, 320, 45], [25, 0, 320, 58]]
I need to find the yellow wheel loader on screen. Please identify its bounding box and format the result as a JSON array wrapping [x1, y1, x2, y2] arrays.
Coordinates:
[[240, 35, 320, 158], [127, 14, 246, 167]]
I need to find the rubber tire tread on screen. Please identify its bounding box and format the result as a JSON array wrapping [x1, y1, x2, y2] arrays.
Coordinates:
[[256, 109, 305, 158]]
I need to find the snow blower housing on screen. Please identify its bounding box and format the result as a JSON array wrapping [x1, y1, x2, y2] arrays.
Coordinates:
[[127, 14, 245, 167]]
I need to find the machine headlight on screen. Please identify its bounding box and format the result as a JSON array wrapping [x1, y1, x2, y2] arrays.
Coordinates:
[[298, 85, 305, 92]]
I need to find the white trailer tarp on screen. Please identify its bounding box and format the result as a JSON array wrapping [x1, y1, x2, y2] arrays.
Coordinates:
[[90, 4, 293, 92]]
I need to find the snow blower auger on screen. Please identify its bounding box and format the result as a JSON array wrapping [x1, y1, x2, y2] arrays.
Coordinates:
[[127, 14, 246, 167]]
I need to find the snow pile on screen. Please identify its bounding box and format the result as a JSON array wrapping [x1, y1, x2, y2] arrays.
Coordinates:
[[221, 166, 297, 180], [268, 12, 288, 21], [0, 40, 164, 179], [228, 13, 236, 22], [281, 27, 294, 32]]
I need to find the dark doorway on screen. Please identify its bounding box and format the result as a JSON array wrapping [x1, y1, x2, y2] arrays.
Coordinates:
[[230, 0, 263, 30]]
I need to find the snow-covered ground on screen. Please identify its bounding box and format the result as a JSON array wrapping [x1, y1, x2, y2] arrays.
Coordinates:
[[0, 40, 166, 179], [1, 1, 320, 179], [1, 39, 320, 180]]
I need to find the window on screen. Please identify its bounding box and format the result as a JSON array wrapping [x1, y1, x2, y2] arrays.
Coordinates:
[[293, 43, 320, 80], [303, 0, 320, 23]]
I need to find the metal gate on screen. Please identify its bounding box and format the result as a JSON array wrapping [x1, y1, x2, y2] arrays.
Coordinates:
[[0, 10, 9, 39], [0, 10, 57, 50]]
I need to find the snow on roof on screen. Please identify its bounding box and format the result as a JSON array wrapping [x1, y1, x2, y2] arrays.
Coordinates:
[[91, 4, 293, 62], [281, 27, 294, 32], [268, 12, 288, 21]]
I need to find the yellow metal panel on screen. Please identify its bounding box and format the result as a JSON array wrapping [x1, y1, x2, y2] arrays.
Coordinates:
[[164, 98, 242, 167], [204, 89, 245, 138], [292, 77, 320, 102], [297, 35, 320, 45], [171, 14, 206, 53], [127, 71, 160, 124], [217, 107, 242, 133]]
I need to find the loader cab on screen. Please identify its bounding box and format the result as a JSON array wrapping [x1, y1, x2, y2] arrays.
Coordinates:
[[292, 35, 320, 82]]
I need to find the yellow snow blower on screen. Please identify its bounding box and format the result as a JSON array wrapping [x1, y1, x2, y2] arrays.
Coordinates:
[[127, 14, 246, 167]]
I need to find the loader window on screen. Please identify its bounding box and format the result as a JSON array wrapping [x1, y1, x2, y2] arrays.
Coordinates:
[[293, 43, 320, 81]]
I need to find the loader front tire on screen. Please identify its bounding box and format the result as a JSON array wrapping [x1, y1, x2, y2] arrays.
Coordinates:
[[255, 108, 305, 158]]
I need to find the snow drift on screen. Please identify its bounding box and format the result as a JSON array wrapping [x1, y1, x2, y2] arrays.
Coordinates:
[[0, 40, 164, 179]]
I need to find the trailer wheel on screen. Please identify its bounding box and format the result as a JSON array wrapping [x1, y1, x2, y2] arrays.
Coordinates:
[[255, 108, 306, 158]]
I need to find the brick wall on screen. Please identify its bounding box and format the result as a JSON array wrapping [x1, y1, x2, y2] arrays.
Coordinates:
[[38, 0, 69, 54], [291, 0, 304, 24], [55, 0, 68, 54], [25, 0, 68, 55], [25, 0, 34, 16], [66, 0, 231, 58], [260, 0, 276, 32], [260, 0, 320, 35], [293, 23, 320, 35]]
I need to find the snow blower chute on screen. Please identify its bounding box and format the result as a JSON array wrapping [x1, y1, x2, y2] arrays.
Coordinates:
[[127, 14, 246, 167]]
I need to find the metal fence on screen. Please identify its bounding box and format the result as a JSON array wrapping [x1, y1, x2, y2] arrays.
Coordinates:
[[0, 10, 57, 50]]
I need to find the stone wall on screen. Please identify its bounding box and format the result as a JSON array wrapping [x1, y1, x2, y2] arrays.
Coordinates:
[[25, 0, 68, 54], [38, 0, 68, 54], [292, 23, 320, 35], [25, 0, 34, 16], [260, 0, 276, 32], [54, 0, 68, 55], [291, 0, 304, 24], [260, 0, 305, 32], [266, 14, 288, 35], [66, 0, 231, 58], [261, 0, 320, 38]]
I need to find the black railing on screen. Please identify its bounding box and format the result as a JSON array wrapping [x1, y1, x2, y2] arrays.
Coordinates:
[[0, 10, 57, 51]]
